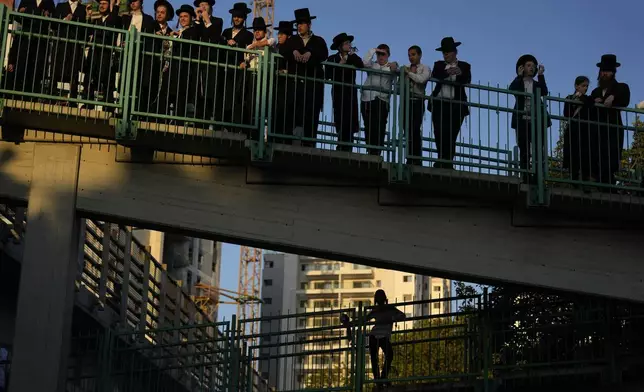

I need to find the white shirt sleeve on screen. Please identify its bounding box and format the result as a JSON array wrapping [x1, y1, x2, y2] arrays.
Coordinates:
[[407, 64, 431, 84], [363, 48, 377, 68], [267, 37, 277, 47]]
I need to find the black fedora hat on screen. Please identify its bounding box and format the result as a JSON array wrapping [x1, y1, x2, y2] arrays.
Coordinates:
[[516, 54, 538, 73], [435, 37, 461, 52], [154, 0, 174, 21], [193, 0, 214, 7], [229, 2, 251, 16], [175, 4, 196, 18], [276, 20, 294, 35], [330, 32, 354, 51], [249, 16, 271, 31], [597, 54, 621, 70], [294, 8, 316, 23]]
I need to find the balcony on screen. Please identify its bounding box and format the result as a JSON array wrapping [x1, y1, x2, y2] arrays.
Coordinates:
[[340, 264, 374, 278], [301, 263, 341, 277]]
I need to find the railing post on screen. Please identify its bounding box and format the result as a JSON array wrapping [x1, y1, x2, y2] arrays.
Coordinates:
[[481, 287, 491, 392], [251, 46, 270, 162], [229, 314, 240, 392], [354, 302, 365, 392], [116, 27, 137, 140], [391, 67, 408, 183], [0, 5, 9, 88]]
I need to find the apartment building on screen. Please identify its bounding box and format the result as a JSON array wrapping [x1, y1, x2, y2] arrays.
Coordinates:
[[133, 230, 222, 319], [258, 253, 450, 390]]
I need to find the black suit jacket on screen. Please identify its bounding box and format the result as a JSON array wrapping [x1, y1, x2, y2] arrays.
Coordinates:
[[590, 82, 631, 127], [122, 12, 155, 33], [428, 60, 471, 116], [282, 34, 328, 79], [509, 74, 549, 129], [221, 27, 253, 65], [16, 0, 55, 16], [196, 16, 224, 45], [53, 0, 86, 21]]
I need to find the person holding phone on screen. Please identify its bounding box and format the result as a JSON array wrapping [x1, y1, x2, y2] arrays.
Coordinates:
[[510, 54, 549, 178], [361, 44, 398, 156]]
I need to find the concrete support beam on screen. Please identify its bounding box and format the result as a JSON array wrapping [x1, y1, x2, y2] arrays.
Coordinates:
[[9, 144, 81, 392]]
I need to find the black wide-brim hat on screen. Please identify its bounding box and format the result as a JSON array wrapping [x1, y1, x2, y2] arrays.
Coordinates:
[[229, 2, 251, 17], [330, 32, 354, 51], [249, 16, 271, 31], [193, 0, 214, 7], [277, 20, 295, 34], [154, 0, 174, 21], [597, 54, 621, 70], [516, 54, 538, 73], [436, 36, 461, 52], [294, 8, 316, 23], [176, 4, 196, 18]]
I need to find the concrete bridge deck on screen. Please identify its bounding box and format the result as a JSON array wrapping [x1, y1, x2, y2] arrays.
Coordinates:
[[1, 137, 642, 303]]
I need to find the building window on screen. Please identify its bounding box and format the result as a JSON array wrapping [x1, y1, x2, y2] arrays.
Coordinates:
[[403, 275, 412, 283], [298, 318, 306, 327], [300, 300, 308, 308], [433, 303, 441, 309], [264, 279, 273, 286], [376, 280, 382, 287], [265, 261, 274, 268], [405, 313, 412, 318], [434, 286, 441, 292], [263, 298, 272, 305], [186, 271, 193, 289], [403, 294, 412, 302], [196, 276, 201, 285], [300, 282, 309, 290], [424, 283, 428, 290], [301, 264, 307, 271]]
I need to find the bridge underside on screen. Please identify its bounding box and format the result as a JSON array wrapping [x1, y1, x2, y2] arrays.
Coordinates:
[[1, 139, 643, 302]]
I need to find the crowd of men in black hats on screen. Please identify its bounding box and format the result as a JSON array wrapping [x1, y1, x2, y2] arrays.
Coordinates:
[[4, 2, 634, 186]]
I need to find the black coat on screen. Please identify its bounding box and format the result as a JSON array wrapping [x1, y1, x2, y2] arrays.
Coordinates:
[[590, 81, 631, 177], [86, 10, 122, 91], [51, 1, 88, 81], [167, 25, 202, 99], [281, 34, 328, 80], [428, 60, 471, 116], [562, 93, 595, 171], [220, 27, 253, 110], [326, 53, 364, 135], [122, 12, 156, 33], [197, 18, 224, 99], [509, 74, 549, 130]]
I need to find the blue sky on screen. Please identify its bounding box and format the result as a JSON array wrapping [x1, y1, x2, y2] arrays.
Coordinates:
[[139, 0, 644, 321]]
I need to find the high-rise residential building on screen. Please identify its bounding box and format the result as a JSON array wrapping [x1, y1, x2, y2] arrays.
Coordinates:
[[133, 230, 222, 319], [414, 275, 452, 317], [258, 254, 450, 390]]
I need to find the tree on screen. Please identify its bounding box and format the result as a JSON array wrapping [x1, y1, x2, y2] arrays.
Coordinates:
[[304, 361, 349, 388]]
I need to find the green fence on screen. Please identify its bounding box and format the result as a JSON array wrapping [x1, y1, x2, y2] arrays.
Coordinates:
[[0, 5, 643, 204]]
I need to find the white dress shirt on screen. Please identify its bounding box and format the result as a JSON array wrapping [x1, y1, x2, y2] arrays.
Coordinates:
[[438, 61, 458, 100], [362, 48, 397, 103], [523, 78, 534, 119], [245, 37, 276, 69], [131, 12, 143, 31], [68, 0, 78, 14], [406, 63, 431, 98]]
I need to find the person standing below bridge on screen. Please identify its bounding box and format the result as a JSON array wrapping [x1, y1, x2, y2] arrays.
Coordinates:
[[428, 37, 471, 169], [341, 289, 406, 387], [403, 45, 431, 166], [590, 54, 631, 189], [361, 44, 398, 156], [326, 32, 364, 152], [280, 8, 328, 148], [510, 54, 549, 179]]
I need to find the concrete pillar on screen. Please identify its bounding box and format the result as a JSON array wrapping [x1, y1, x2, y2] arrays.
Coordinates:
[[9, 144, 81, 392]]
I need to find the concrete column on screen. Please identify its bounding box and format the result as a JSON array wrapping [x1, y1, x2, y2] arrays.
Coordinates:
[[9, 144, 81, 392]]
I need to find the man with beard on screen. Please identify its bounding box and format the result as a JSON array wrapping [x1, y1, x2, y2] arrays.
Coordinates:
[[220, 2, 253, 128], [326, 32, 364, 152], [590, 54, 631, 188], [282, 8, 328, 147]]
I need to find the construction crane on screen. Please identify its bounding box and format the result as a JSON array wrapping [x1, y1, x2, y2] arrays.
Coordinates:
[[238, 246, 263, 349], [192, 284, 262, 320], [250, 0, 274, 38]]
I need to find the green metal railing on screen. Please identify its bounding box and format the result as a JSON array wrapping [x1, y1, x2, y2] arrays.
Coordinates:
[[1, 6, 643, 205]]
